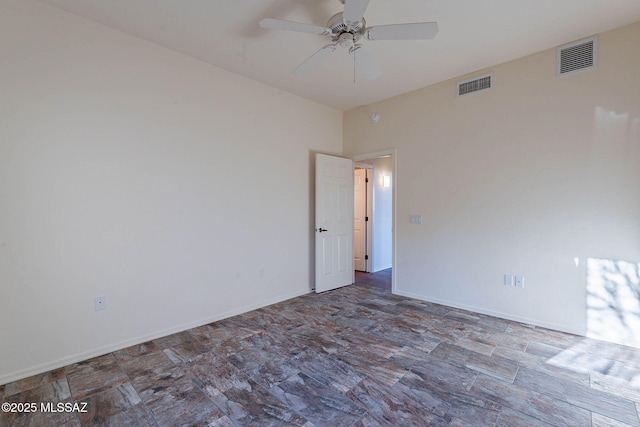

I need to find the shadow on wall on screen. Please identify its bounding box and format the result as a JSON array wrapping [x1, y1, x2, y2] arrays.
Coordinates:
[[586, 257, 640, 349]]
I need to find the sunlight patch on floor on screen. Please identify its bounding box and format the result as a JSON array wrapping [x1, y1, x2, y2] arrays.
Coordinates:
[[586, 257, 640, 349]]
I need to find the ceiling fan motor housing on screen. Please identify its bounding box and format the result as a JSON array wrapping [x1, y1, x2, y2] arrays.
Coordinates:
[[327, 12, 365, 42]]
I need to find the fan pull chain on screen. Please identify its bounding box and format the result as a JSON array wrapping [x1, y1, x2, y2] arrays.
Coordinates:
[[353, 47, 356, 84]]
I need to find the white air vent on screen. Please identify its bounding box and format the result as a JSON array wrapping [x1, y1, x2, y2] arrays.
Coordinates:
[[557, 36, 597, 76], [457, 74, 492, 97]]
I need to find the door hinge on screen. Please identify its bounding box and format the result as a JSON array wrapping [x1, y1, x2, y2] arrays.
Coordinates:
[[365, 255, 369, 260], [365, 216, 368, 221], [365, 177, 369, 183]]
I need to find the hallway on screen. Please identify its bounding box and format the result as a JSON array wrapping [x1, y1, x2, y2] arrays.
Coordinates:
[[355, 268, 391, 292]]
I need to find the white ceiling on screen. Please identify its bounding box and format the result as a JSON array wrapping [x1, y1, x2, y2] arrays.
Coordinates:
[[40, 0, 640, 111]]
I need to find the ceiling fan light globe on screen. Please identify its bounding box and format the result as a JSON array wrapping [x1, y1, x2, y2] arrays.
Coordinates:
[[339, 33, 355, 48]]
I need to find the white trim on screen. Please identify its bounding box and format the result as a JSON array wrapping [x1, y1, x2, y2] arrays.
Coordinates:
[[0, 288, 310, 386], [354, 162, 373, 169], [394, 289, 584, 336], [352, 149, 397, 293], [353, 165, 373, 272], [365, 167, 373, 273]]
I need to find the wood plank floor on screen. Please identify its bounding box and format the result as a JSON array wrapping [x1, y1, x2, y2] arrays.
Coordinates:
[[2, 270, 640, 426]]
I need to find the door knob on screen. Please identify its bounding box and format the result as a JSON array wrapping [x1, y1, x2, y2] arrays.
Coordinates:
[[316, 228, 328, 233]]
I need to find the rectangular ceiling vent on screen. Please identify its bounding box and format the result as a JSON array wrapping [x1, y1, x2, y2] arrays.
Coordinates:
[[557, 36, 598, 76], [457, 74, 492, 97]]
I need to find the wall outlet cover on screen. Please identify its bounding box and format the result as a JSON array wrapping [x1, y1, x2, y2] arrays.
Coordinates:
[[410, 215, 423, 224], [504, 274, 514, 286]]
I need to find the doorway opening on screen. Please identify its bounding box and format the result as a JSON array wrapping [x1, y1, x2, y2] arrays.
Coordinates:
[[354, 165, 372, 273], [352, 150, 395, 292]]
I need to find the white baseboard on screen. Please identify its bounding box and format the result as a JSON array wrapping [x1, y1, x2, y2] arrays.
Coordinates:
[[1, 289, 311, 386], [394, 289, 584, 336]]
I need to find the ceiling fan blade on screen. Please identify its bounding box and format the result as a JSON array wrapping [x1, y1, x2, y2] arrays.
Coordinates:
[[293, 44, 337, 76], [366, 22, 439, 41], [349, 45, 381, 80], [259, 18, 331, 35], [343, 0, 370, 24]]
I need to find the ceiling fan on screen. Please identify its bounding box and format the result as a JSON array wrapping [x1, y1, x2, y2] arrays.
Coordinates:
[[259, 0, 438, 80]]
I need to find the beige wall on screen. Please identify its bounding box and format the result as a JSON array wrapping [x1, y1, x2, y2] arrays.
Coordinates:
[[0, 0, 342, 384], [344, 22, 640, 334]]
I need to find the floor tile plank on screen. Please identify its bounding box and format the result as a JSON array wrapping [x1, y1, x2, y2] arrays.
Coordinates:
[[399, 371, 501, 426], [494, 345, 590, 386], [590, 370, 640, 404], [472, 374, 592, 426], [515, 367, 640, 426], [64, 354, 128, 400], [495, 407, 555, 427], [5, 269, 640, 427], [268, 372, 366, 427], [592, 412, 639, 427], [430, 342, 519, 382], [346, 377, 451, 427]]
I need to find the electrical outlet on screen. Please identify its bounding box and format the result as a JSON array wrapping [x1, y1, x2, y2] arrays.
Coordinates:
[[410, 215, 423, 224], [503, 274, 514, 286], [95, 296, 107, 311], [515, 276, 525, 288]]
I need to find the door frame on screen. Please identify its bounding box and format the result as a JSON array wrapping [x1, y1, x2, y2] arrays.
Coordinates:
[[354, 163, 373, 273], [352, 149, 396, 292]]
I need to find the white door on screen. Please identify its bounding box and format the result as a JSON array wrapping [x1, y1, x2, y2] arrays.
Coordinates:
[[315, 153, 354, 293], [354, 168, 367, 272]]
